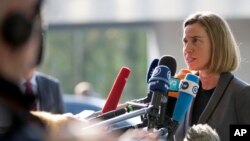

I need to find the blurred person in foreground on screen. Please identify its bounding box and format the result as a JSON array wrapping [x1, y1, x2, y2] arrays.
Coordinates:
[[175, 11, 250, 141], [0, 0, 159, 140], [184, 124, 220, 141], [0, 0, 93, 140], [0, 0, 47, 140]]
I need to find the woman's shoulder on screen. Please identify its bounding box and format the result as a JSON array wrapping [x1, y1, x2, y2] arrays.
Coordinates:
[[232, 78, 250, 123], [229, 73, 250, 100], [231, 74, 249, 88], [218, 72, 250, 98]]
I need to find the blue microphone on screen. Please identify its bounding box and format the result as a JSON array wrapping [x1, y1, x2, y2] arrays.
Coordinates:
[[149, 65, 170, 93], [168, 73, 200, 139], [147, 65, 171, 129], [145, 58, 159, 103], [172, 73, 199, 122], [133, 58, 159, 104], [165, 69, 192, 121], [146, 58, 159, 83]]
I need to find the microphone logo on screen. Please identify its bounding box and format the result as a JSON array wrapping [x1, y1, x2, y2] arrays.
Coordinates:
[[192, 86, 199, 94], [180, 81, 189, 90], [170, 79, 178, 87], [148, 65, 170, 93], [167, 71, 171, 79], [153, 67, 161, 76]]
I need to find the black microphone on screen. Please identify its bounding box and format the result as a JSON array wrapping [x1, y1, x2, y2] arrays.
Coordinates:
[[158, 55, 176, 77], [157, 55, 177, 128], [147, 56, 172, 129]]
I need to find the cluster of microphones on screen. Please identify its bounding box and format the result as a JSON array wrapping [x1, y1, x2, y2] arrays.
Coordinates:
[[83, 55, 200, 141]]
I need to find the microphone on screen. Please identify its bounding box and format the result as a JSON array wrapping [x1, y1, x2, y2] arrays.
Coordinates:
[[147, 56, 172, 129], [86, 60, 158, 119], [166, 69, 192, 118], [167, 73, 200, 139], [157, 55, 177, 128], [146, 58, 159, 83], [158, 55, 176, 77], [133, 58, 159, 104], [101, 67, 131, 113], [109, 122, 147, 135], [158, 69, 191, 129], [86, 59, 159, 118], [90, 102, 146, 121]]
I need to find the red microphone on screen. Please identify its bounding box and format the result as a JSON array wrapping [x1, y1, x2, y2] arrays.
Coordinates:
[[101, 67, 131, 113]]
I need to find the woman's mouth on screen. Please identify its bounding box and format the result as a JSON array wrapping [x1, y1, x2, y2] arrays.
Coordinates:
[[186, 57, 196, 64]]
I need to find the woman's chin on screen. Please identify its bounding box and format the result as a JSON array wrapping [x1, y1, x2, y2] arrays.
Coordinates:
[[187, 66, 198, 71]]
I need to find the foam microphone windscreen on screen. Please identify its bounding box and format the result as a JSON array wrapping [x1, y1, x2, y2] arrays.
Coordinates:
[[146, 58, 159, 83], [101, 67, 131, 113], [175, 68, 192, 80], [158, 55, 177, 76]]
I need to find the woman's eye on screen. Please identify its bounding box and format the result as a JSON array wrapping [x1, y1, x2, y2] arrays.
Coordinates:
[[192, 38, 198, 43], [183, 39, 187, 44]]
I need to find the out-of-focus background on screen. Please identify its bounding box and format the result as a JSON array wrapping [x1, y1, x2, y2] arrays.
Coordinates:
[[40, 0, 250, 105]]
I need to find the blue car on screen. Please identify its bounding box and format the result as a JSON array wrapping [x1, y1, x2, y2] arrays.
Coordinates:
[[63, 94, 105, 114]]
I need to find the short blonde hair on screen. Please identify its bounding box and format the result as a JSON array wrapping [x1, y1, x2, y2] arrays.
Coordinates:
[[184, 11, 240, 73]]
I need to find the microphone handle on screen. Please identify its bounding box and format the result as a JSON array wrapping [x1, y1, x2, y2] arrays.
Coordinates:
[[158, 95, 169, 128], [86, 101, 142, 119], [131, 91, 152, 104], [90, 104, 144, 121], [83, 106, 152, 131], [85, 111, 102, 119], [109, 122, 147, 133], [167, 120, 178, 140], [147, 91, 162, 129], [96, 108, 126, 121]]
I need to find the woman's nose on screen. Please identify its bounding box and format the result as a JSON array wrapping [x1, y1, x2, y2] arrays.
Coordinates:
[[184, 43, 193, 53]]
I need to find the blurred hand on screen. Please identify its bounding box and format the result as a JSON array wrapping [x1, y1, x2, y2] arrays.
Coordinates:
[[118, 129, 159, 141], [31, 111, 119, 141]]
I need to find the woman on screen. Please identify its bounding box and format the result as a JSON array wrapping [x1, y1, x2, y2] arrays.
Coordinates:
[[175, 11, 250, 141]]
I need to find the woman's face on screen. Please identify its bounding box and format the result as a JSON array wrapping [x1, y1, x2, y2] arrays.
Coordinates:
[[182, 23, 212, 71]]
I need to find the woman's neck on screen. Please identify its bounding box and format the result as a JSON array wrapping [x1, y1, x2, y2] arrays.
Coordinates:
[[198, 71, 220, 90]]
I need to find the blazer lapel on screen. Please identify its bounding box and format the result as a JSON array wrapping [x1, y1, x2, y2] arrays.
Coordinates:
[[36, 74, 44, 111], [198, 72, 233, 123], [183, 96, 195, 132]]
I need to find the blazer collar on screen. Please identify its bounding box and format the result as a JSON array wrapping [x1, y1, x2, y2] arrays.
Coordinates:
[[198, 72, 234, 123]]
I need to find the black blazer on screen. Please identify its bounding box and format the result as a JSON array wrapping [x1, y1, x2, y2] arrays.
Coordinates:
[[175, 72, 250, 141], [36, 72, 64, 114]]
